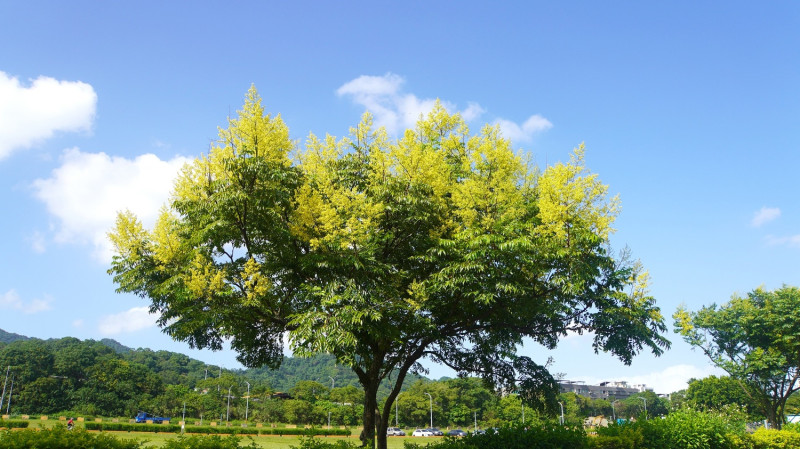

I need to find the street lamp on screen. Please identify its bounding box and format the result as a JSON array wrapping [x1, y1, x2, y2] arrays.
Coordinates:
[[245, 381, 251, 422], [226, 386, 232, 423], [638, 397, 647, 420], [558, 401, 564, 425], [424, 393, 433, 428], [5, 375, 14, 414], [395, 394, 401, 427], [0, 366, 9, 412]]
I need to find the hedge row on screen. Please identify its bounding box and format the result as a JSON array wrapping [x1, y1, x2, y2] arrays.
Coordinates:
[[85, 422, 181, 433], [83, 421, 350, 436], [0, 420, 29, 429]]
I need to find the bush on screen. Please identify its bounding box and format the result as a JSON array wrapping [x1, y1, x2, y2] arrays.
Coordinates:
[[161, 434, 259, 449], [291, 436, 360, 449], [0, 427, 142, 449], [85, 421, 182, 433], [0, 419, 29, 429], [750, 428, 800, 449], [589, 425, 644, 449], [594, 408, 751, 449], [403, 424, 589, 449]]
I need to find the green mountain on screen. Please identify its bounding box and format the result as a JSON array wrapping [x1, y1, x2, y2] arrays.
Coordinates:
[[0, 328, 30, 344]]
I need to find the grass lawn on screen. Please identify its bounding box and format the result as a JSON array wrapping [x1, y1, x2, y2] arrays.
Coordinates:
[[115, 432, 422, 448]]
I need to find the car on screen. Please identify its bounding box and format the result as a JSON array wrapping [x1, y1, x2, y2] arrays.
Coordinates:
[[447, 429, 467, 437], [429, 427, 443, 436], [473, 429, 486, 435], [412, 428, 433, 437], [387, 427, 406, 436]]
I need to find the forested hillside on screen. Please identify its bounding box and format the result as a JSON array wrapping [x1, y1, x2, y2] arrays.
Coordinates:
[[0, 329, 30, 344], [0, 329, 421, 421]]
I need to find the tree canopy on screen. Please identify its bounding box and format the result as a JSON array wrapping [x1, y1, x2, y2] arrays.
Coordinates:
[[675, 285, 800, 429], [109, 86, 669, 448]]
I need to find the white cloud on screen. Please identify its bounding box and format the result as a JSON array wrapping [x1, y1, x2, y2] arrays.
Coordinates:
[[72, 319, 84, 328], [337, 73, 485, 135], [337, 73, 550, 144], [98, 306, 156, 335], [765, 234, 800, 248], [751, 207, 781, 227], [494, 115, 553, 144], [572, 364, 722, 395], [0, 71, 96, 160], [0, 289, 53, 314], [29, 230, 46, 253], [32, 148, 189, 262]]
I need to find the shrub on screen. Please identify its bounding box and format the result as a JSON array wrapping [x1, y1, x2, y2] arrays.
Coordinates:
[[0, 427, 142, 449], [594, 408, 751, 449], [161, 434, 259, 449], [291, 436, 360, 449], [0, 419, 29, 429], [403, 424, 589, 449], [750, 428, 800, 449]]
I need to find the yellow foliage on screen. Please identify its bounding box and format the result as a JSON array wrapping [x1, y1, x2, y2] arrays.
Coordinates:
[[536, 144, 619, 241], [151, 209, 182, 267], [242, 258, 270, 306], [186, 253, 226, 298], [108, 210, 148, 261]]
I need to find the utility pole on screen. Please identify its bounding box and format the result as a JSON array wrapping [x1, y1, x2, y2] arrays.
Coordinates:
[[244, 381, 251, 422], [424, 393, 433, 428], [5, 375, 14, 414], [0, 366, 9, 411], [395, 394, 400, 427], [226, 386, 232, 423]]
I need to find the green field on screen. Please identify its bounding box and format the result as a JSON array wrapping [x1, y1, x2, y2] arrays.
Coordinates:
[[112, 432, 419, 448]]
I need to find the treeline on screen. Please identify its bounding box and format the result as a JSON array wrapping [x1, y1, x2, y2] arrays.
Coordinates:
[[2, 334, 797, 427]]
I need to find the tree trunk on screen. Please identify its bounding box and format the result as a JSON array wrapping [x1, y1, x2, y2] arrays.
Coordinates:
[[360, 378, 379, 448], [375, 406, 390, 449]]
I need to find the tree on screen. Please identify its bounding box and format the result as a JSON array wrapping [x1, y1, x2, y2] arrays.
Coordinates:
[[108, 87, 669, 448], [675, 285, 800, 429], [686, 375, 761, 419]]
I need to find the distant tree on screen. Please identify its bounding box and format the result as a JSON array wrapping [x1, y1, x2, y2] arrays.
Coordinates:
[[290, 380, 328, 403], [108, 87, 669, 448], [675, 285, 800, 429], [686, 375, 761, 419]]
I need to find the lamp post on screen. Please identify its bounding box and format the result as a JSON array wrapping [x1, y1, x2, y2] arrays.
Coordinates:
[[5, 375, 14, 414], [226, 386, 232, 423], [0, 366, 9, 411], [558, 401, 564, 425], [611, 400, 620, 422], [395, 394, 401, 427], [639, 397, 647, 420], [245, 381, 251, 422], [424, 393, 433, 428]]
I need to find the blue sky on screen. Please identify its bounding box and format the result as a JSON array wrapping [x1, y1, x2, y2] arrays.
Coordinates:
[[1, 1, 798, 394]]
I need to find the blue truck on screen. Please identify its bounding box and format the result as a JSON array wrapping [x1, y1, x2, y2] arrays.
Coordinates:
[[134, 411, 170, 424]]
